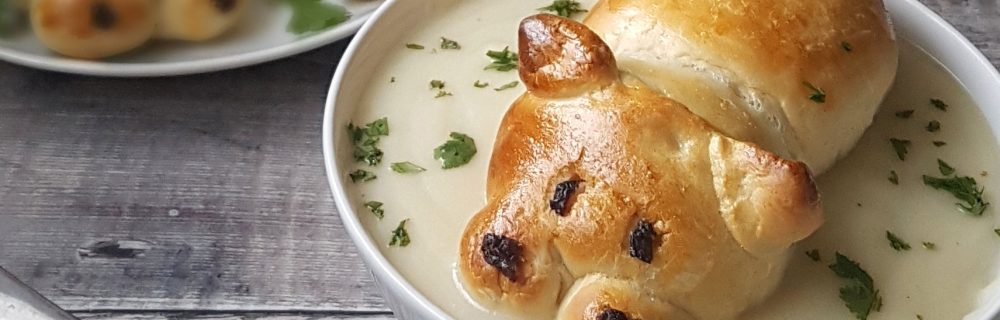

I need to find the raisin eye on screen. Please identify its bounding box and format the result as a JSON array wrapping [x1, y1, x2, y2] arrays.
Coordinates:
[[550, 179, 582, 216], [628, 220, 656, 263], [91, 2, 116, 30], [598, 308, 629, 320], [480, 233, 522, 281], [212, 0, 237, 13]]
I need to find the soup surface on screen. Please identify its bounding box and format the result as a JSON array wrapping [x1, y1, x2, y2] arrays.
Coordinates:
[[343, 0, 1000, 318]]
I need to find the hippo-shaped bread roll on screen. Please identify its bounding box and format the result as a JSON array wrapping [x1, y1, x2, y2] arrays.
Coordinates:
[[457, 14, 823, 319], [30, 0, 157, 59]]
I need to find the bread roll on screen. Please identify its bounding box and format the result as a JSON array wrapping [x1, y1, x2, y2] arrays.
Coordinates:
[[156, 0, 247, 41], [30, 0, 156, 59], [584, 0, 898, 174], [458, 14, 822, 319]]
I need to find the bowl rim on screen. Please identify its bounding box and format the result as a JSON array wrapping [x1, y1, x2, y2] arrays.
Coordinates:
[[321, 0, 1000, 319]]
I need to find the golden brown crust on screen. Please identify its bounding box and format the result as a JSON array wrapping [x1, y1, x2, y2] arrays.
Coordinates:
[[458, 14, 822, 319], [31, 0, 156, 59], [584, 0, 898, 173]]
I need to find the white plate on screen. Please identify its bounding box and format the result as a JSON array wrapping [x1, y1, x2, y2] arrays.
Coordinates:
[[0, 0, 383, 77], [323, 0, 1000, 319]]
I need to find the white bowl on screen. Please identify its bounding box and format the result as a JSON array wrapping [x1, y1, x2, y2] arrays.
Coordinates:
[[322, 0, 1000, 319]]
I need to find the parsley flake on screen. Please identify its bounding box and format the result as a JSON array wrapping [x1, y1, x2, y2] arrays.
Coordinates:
[[494, 81, 519, 91], [930, 98, 949, 111], [926, 120, 941, 132], [803, 81, 826, 103], [829, 253, 882, 320], [890, 138, 911, 161], [349, 169, 376, 183], [895, 110, 915, 119], [474, 80, 489, 88], [923, 168, 990, 216], [391, 162, 426, 174], [434, 91, 453, 98], [539, 0, 588, 17], [806, 249, 821, 262], [485, 47, 518, 72], [440, 37, 461, 50], [433, 132, 477, 169], [995, 229, 1000, 238], [922, 242, 936, 250], [405, 43, 425, 50], [430, 80, 445, 90], [888, 171, 899, 185], [285, 0, 351, 35], [842, 41, 854, 52], [389, 219, 411, 247], [365, 201, 385, 219], [348, 118, 389, 166], [933, 141, 947, 147], [886, 231, 911, 251], [938, 159, 956, 176]]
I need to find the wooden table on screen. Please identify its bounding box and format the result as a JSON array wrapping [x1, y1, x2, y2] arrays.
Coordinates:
[[1, 1, 998, 319]]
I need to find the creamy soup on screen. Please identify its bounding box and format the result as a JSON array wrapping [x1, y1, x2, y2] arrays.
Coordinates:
[[343, 0, 1000, 319]]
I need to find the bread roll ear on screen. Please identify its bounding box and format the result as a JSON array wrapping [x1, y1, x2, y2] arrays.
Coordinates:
[[519, 14, 618, 99]]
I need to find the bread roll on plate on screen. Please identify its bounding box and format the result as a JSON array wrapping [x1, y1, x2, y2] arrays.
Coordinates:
[[30, 0, 156, 59], [458, 14, 822, 319], [156, 0, 248, 41], [584, 0, 898, 174]]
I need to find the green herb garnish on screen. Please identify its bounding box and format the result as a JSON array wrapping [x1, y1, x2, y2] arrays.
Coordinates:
[[485, 47, 518, 72], [494, 81, 519, 91], [434, 91, 453, 98], [406, 43, 425, 50], [886, 231, 911, 251], [389, 219, 411, 246], [474, 80, 489, 88], [888, 171, 899, 185], [365, 201, 385, 219], [930, 98, 949, 111], [349, 169, 377, 183], [440, 37, 461, 50], [895, 110, 915, 119], [806, 249, 821, 262], [391, 162, 426, 174], [922, 242, 936, 250], [842, 41, 853, 52], [995, 229, 1000, 238], [348, 118, 389, 166], [933, 141, 947, 147], [430, 80, 445, 90], [539, 0, 588, 17], [890, 138, 911, 161], [803, 82, 826, 103], [390, 77, 396, 83], [286, 0, 351, 35], [923, 163, 989, 216], [829, 253, 882, 320], [433, 132, 477, 169], [926, 120, 941, 132]]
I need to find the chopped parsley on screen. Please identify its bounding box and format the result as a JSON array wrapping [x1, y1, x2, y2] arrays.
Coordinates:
[[926, 120, 941, 132], [390, 161, 426, 174], [434, 91, 453, 98], [803, 81, 826, 103], [433, 132, 477, 169], [886, 231, 911, 251], [895, 110, 915, 119], [440, 37, 461, 50], [405, 43, 425, 50], [364, 201, 385, 219], [285, 0, 351, 35], [494, 81, 519, 91], [921, 242, 936, 250], [348, 118, 389, 166], [349, 169, 377, 183], [930, 98, 949, 111], [995, 229, 1000, 238], [473, 80, 489, 88], [539, 0, 588, 17], [937, 159, 955, 176], [842, 41, 854, 52], [430, 80, 445, 90], [923, 162, 990, 216], [485, 47, 518, 72], [890, 138, 911, 161], [806, 249, 821, 262], [933, 141, 947, 147], [888, 171, 899, 185], [829, 253, 882, 320], [389, 219, 411, 247], [390, 77, 396, 83]]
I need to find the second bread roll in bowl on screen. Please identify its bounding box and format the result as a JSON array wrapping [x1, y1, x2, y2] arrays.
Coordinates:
[[156, 0, 248, 42], [31, 0, 156, 59], [584, 0, 898, 174]]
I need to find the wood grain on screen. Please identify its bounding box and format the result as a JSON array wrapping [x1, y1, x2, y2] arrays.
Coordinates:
[[0, 1, 996, 319]]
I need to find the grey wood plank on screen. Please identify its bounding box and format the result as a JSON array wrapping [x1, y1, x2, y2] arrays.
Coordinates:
[[919, 0, 1000, 68], [0, 39, 388, 312], [74, 312, 393, 320]]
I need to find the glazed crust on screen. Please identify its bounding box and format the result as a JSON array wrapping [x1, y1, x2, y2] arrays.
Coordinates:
[[584, 0, 898, 174], [458, 14, 822, 319], [30, 0, 156, 59]]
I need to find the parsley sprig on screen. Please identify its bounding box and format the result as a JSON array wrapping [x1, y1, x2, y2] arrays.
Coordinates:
[[348, 118, 389, 166], [886, 231, 911, 251], [365, 201, 385, 219], [803, 81, 827, 103], [389, 219, 411, 247], [923, 159, 989, 216], [485, 47, 518, 72], [829, 253, 882, 320], [286, 0, 351, 35], [539, 0, 588, 18], [434, 132, 477, 169]]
